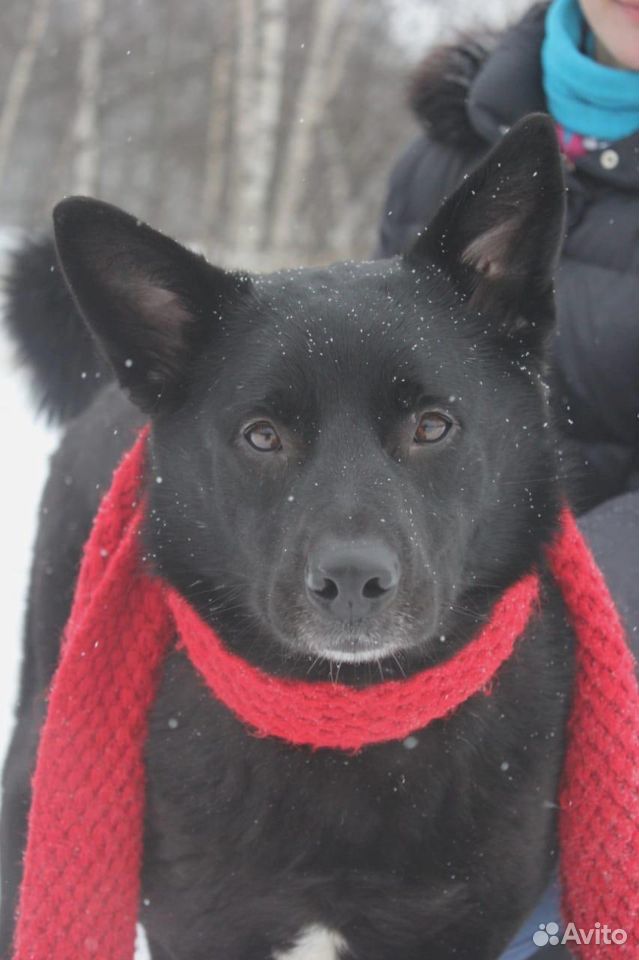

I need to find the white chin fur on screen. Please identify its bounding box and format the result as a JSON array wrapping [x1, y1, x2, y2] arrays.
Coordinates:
[[273, 924, 349, 960], [298, 616, 412, 664], [318, 644, 399, 664]]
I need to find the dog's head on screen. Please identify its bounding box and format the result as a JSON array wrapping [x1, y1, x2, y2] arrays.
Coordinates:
[[53, 115, 565, 679]]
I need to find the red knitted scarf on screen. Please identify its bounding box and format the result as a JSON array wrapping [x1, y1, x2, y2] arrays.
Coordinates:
[[12, 431, 639, 958]]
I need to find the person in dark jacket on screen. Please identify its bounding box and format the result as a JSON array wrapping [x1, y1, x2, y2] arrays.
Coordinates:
[[377, 0, 639, 645], [377, 2, 638, 957]]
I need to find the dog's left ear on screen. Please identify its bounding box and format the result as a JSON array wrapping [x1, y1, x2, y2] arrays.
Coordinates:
[[53, 197, 248, 413], [407, 114, 566, 354]]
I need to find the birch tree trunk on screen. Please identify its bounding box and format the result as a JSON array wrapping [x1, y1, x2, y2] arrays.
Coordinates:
[[228, 0, 258, 253], [241, 0, 288, 255], [202, 5, 235, 254], [0, 0, 51, 185], [269, 0, 343, 253], [71, 0, 103, 196]]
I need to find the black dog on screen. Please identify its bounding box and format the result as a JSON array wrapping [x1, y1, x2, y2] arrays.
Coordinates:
[[1, 116, 574, 959]]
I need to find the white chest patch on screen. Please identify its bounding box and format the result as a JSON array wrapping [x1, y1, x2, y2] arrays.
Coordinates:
[[273, 924, 349, 960]]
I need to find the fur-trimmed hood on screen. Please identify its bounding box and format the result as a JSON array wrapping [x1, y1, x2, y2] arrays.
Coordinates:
[[408, 35, 497, 152], [407, 4, 548, 151]]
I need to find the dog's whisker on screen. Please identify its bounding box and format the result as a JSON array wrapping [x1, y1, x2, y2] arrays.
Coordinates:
[[305, 655, 322, 676], [391, 652, 407, 678]]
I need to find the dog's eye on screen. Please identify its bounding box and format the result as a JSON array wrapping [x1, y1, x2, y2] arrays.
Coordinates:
[[413, 412, 452, 444], [243, 420, 282, 452]]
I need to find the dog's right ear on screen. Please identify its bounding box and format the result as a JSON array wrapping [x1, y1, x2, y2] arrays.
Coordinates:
[[406, 114, 565, 356], [53, 197, 248, 413]]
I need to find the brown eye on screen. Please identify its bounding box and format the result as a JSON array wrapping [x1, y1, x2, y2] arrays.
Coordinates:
[[413, 412, 452, 444], [243, 420, 282, 452]]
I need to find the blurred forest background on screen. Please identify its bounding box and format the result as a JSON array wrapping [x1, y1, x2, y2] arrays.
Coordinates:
[[0, 0, 527, 271]]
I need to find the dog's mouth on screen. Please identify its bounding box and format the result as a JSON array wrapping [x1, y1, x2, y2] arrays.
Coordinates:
[[291, 613, 416, 664], [303, 640, 401, 665], [265, 564, 445, 668]]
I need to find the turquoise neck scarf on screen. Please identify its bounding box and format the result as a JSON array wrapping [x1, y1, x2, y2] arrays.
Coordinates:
[[542, 0, 639, 141]]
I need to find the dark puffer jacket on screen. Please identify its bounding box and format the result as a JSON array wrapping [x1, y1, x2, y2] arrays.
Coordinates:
[[376, 2, 639, 516]]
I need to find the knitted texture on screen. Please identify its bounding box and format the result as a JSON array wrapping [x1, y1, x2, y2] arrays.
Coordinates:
[[167, 576, 537, 752], [12, 427, 173, 960], [552, 511, 639, 954], [11, 431, 639, 958]]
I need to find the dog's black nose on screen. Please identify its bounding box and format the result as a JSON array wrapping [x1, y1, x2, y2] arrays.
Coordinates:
[[305, 539, 400, 622]]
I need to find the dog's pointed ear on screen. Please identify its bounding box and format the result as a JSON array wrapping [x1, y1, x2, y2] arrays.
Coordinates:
[[53, 197, 247, 412], [407, 114, 566, 354]]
